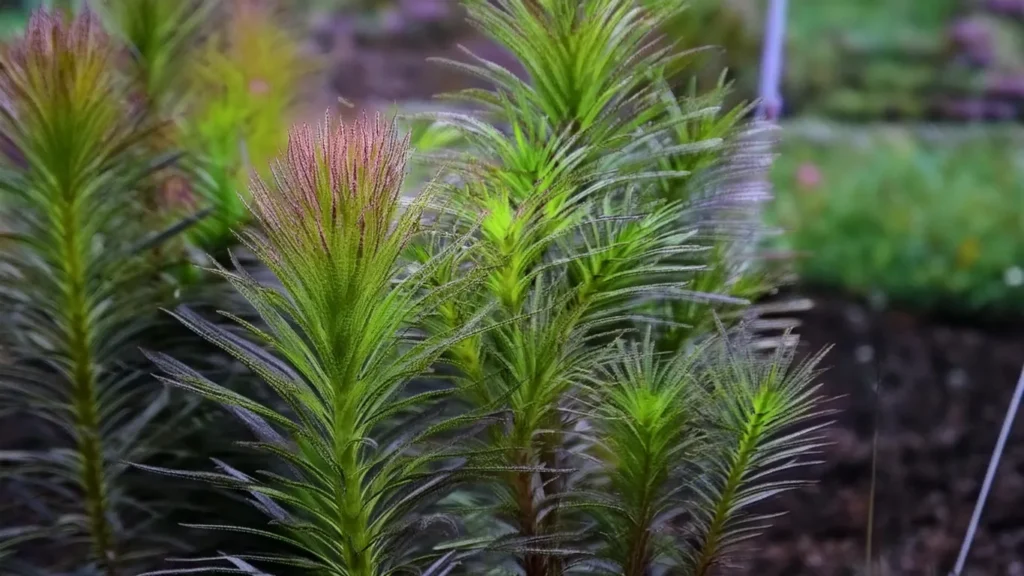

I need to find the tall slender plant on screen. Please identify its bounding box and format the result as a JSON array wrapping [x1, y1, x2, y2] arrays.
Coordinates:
[[144, 113, 490, 575], [99, 0, 215, 285], [0, 10, 199, 573], [101, 0, 213, 122]]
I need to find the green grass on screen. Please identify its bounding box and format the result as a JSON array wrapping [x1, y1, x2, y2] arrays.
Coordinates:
[[770, 121, 1024, 317]]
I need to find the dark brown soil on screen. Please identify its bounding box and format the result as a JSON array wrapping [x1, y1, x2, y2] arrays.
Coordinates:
[[740, 293, 1024, 576], [302, 4, 524, 118]]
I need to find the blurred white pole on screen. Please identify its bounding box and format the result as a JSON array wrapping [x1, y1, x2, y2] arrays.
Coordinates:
[[950, 364, 1024, 576], [757, 0, 788, 121]]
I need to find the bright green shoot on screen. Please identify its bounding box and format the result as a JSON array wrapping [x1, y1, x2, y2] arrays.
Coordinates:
[[408, 2, 800, 574], [685, 333, 831, 575], [583, 334, 707, 576], [582, 330, 829, 575]]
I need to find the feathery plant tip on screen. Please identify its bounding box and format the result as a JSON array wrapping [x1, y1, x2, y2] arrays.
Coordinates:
[[249, 112, 409, 262]]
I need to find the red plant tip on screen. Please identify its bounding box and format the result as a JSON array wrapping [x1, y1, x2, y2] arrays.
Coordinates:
[[250, 110, 410, 259], [160, 174, 197, 211], [3, 8, 108, 69], [248, 78, 270, 95], [0, 8, 114, 136]]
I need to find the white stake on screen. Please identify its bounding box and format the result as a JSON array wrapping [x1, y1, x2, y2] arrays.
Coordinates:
[[951, 364, 1024, 576], [757, 0, 788, 121]]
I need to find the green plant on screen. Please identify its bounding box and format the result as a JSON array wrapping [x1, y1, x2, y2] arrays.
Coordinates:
[[648, 0, 761, 103], [144, 113, 489, 575], [0, 1, 830, 574], [0, 10, 199, 572], [179, 0, 314, 252], [770, 122, 1024, 317], [101, 0, 213, 121], [416, 2, 704, 562], [785, 0, 962, 119], [585, 332, 828, 575], [640, 73, 776, 350], [400, 0, 822, 573]]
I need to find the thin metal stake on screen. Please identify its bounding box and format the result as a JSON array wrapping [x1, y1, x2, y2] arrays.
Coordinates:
[[950, 364, 1024, 576], [757, 0, 788, 121]]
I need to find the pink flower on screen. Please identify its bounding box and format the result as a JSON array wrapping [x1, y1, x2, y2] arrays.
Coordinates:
[[796, 162, 822, 191]]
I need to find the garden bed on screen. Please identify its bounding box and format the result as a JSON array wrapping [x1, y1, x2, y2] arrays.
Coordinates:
[[744, 292, 1024, 576]]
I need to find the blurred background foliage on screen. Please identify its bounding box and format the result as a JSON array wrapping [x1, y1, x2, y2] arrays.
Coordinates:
[[654, 0, 1024, 319], [1, 0, 1021, 318], [770, 122, 1024, 318]]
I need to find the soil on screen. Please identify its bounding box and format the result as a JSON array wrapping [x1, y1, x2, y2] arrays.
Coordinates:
[[742, 292, 1024, 576], [300, 4, 525, 120]]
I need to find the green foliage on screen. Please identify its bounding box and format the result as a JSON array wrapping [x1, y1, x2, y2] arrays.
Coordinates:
[[781, 0, 973, 120], [649, 0, 761, 101], [640, 74, 775, 348], [682, 335, 828, 575], [145, 114, 488, 575], [770, 122, 1024, 316], [399, 0, 819, 574], [0, 7, 29, 42], [584, 332, 827, 575], [647, 0, 965, 119], [0, 3, 307, 571], [0, 10, 197, 572], [95, 0, 312, 254], [786, 0, 957, 49], [0, 2, 830, 575], [101, 0, 213, 120], [179, 0, 315, 251]]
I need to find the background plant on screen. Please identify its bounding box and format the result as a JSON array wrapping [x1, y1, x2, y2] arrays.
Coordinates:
[[0, 3, 311, 572], [101, 0, 213, 124], [0, 11, 203, 572], [178, 0, 315, 252], [770, 121, 1024, 318]]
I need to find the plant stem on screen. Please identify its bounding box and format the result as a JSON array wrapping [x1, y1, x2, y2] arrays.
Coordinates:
[[623, 437, 656, 576], [692, 390, 768, 576], [513, 461, 547, 576], [334, 366, 374, 576], [538, 433, 565, 576], [61, 198, 117, 575], [623, 522, 651, 576]]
